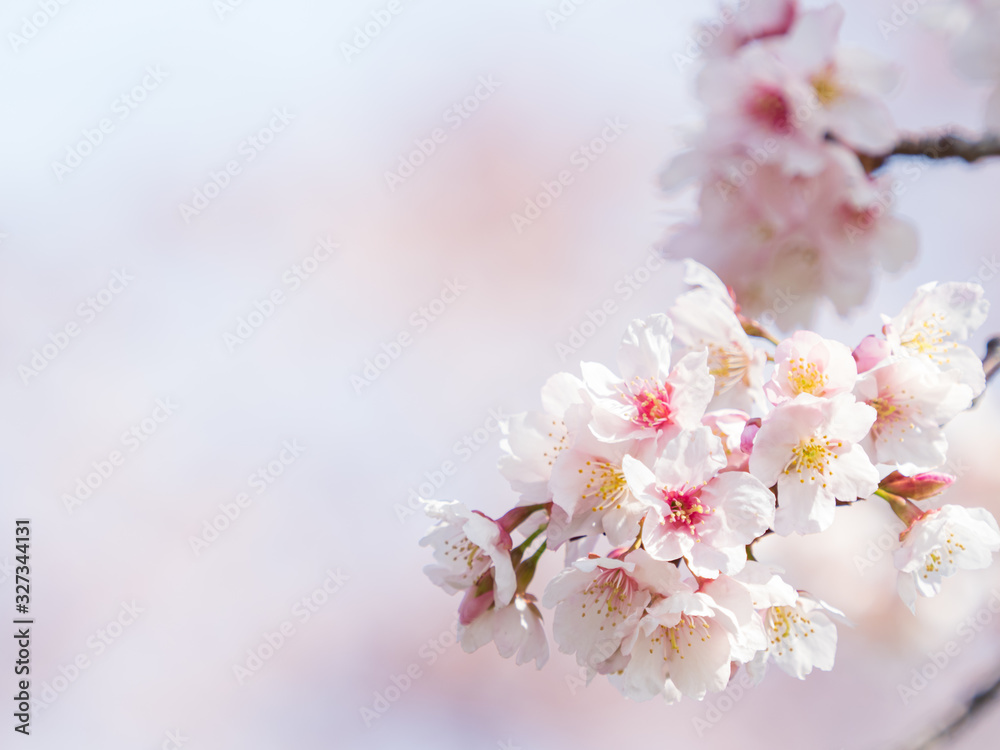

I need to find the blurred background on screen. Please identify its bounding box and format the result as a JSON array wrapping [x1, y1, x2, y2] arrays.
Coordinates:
[[2, 0, 1000, 748]]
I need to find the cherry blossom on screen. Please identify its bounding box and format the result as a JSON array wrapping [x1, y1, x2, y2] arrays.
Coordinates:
[[746, 593, 842, 681], [883, 281, 989, 396], [895, 504, 1000, 611], [749, 394, 879, 534], [670, 261, 767, 411], [499, 372, 585, 505], [855, 357, 972, 471], [615, 573, 760, 701], [421, 500, 516, 605], [459, 593, 549, 668], [703, 409, 753, 472], [543, 553, 655, 675], [547, 418, 656, 548], [765, 329, 858, 404], [420, 249, 997, 704], [667, 146, 917, 327], [623, 427, 775, 576], [581, 315, 714, 444], [663, 0, 917, 325]]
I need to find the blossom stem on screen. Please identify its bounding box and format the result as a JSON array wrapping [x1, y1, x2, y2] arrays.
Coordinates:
[[498, 503, 550, 534], [857, 132, 1000, 173], [515, 541, 547, 593], [875, 488, 922, 526], [904, 661, 1000, 750], [739, 316, 781, 346], [512, 525, 547, 558]]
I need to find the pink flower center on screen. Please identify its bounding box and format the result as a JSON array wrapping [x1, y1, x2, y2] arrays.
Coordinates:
[[662, 487, 712, 535], [627, 379, 674, 429], [747, 85, 792, 133]]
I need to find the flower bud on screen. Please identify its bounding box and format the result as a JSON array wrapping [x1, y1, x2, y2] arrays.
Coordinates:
[[740, 417, 762, 455], [852, 335, 890, 373], [459, 583, 495, 625], [879, 470, 956, 501]]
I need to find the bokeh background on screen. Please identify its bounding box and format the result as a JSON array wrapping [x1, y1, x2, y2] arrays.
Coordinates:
[[3, 0, 1000, 748]]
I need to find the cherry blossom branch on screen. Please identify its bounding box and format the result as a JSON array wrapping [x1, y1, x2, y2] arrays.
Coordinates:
[[904, 663, 1000, 750], [980, 337, 1000, 397], [858, 133, 1000, 173]]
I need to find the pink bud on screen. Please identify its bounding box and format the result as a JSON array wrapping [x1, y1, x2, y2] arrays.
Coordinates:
[[853, 335, 890, 373], [740, 418, 762, 455], [458, 585, 495, 626], [879, 470, 956, 501]]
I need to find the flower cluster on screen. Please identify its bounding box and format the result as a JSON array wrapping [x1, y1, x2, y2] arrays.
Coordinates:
[[664, 0, 917, 326], [420, 261, 999, 702]]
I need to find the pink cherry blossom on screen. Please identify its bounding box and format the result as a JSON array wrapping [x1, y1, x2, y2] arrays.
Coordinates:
[[704, 409, 753, 472], [623, 428, 775, 576], [581, 315, 715, 443], [765, 329, 858, 404], [667, 146, 917, 327], [855, 357, 972, 471], [749, 394, 879, 534]]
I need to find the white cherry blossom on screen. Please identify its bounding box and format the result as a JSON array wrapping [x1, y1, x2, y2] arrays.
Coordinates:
[[749, 394, 879, 534], [895, 504, 1000, 611]]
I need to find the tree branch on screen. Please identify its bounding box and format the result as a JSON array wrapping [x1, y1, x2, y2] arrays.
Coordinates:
[[902, 664, 1000, 750], [858, 133, 1000, 173], [973, 337, 1000, 408]]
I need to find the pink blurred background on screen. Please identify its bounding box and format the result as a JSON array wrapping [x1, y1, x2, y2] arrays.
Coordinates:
[[3, 0, 1000, 748]]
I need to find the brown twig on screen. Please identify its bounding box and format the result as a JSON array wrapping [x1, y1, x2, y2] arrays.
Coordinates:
[[976, 337, 1000, 407], [902, 665, 1000, 750], [858, 133, 1000, 173]]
